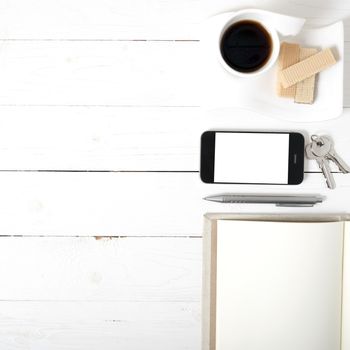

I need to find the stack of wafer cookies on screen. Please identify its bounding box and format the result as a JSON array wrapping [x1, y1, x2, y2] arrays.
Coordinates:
[[276, 42, 337, 104]]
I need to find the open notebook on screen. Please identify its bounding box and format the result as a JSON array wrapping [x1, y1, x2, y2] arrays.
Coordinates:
[[203, 214, 350, 350]]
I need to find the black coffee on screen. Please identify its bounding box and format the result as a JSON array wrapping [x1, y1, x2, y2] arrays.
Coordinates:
[[220, 20, 272, 73]]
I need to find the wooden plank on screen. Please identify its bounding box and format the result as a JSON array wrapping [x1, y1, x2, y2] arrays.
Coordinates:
[[0, 0, 200, 40], [0, 41, 199, 106], [0, 236, 201, 300], [0, 0, 349, 40], [0, 172, 349, 236], [0, 40, 348, 107], [0, 106, 349, 171], [0, 106, 199, 171], [0, 301, 200, 349]]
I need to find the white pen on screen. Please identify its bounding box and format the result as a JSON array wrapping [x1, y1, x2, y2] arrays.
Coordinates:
[[203, 194, 324, 207]]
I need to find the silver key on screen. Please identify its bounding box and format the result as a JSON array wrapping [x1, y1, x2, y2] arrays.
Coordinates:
[[323, 136, 350, 173], [310, 135, 331, 158], [305, 143, 336, 189], [311, 135, 350, 174]]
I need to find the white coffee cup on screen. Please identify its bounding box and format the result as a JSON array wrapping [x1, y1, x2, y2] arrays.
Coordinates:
[[218, 9, 280, 78]]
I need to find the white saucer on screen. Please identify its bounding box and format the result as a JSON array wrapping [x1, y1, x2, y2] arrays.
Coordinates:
[[201, 12, 344, 122]]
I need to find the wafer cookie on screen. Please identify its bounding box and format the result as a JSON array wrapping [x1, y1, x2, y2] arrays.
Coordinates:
[[276, 42, 300, 97], [294, 48, 318, 104], [280, 48, 336, 88]]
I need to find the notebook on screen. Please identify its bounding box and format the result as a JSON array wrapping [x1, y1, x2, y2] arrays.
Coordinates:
[[202, 214, 350, 350]]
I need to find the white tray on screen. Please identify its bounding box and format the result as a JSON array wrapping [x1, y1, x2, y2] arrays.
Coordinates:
[[201, 11, 344, 122]]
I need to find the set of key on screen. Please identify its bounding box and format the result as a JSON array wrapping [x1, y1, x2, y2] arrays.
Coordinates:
[[305, 135, 350, 189]]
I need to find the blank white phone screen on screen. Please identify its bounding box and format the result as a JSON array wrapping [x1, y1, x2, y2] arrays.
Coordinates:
[[214, 133, 290, 184]]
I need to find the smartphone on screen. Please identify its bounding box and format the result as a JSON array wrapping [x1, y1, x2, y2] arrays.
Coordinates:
[[200, 131, 304, 185]]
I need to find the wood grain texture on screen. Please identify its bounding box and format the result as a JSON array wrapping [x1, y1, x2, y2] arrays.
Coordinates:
[[0, 301, 200, 349], [0, 237, 201, 300], [0, 172, 349, 236], [0, 41, 199, 106], [0, 0, 200, 40]]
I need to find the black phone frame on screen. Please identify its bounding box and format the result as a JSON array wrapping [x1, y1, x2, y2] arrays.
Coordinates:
[[200, 130, 304, 185]]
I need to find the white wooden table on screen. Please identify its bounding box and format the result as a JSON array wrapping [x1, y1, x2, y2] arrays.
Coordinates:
[[0, 0, 349, 348]]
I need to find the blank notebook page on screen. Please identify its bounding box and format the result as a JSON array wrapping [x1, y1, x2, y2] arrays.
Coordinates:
[[215, 220, 344, 350]]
